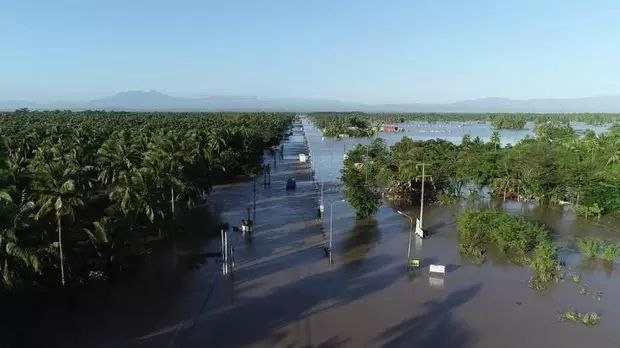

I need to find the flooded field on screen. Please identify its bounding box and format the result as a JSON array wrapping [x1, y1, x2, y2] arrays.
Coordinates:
[[305, 117, 620, 347], [305, 119, 611, 183]]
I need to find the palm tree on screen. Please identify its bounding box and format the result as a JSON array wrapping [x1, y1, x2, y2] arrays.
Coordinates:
[[109, 167, 163, 223], [144, 132, 195, 216], [32, 160, 83, 288], [97, 130, 143, 185], [606, 138, 620, 165], [0, 189, 41, 287]]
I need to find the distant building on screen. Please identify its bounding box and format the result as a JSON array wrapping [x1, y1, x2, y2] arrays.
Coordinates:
[[383, 125, 401, 132]]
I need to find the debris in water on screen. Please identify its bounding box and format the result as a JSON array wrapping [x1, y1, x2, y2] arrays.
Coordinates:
[[559, 311, 600, 326]]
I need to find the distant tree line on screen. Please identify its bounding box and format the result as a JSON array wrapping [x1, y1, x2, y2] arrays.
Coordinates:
[[340, 122, 620, 218], [309, 112, 620, 136]]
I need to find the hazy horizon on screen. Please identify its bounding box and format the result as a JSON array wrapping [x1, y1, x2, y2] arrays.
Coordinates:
[[5, 90, 620, 106], [3, 1, 620, 103]]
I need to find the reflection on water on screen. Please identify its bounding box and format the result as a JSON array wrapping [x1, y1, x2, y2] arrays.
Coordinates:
[[340, 218, 380, 263], [414, 235, 424, 254], [428, 275, 445, 289]]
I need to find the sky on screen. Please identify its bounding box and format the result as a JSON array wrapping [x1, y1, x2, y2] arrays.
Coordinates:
[[2, 0, 620, 103]]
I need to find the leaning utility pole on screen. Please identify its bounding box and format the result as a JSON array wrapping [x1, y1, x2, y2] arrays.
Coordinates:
[[416, 163, 432, 232]]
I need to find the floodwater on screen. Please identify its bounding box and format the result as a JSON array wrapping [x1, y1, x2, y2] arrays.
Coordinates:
[[5, 118, 619, 347], [304, 117, 620, 347], [304, 119, 611, 183]]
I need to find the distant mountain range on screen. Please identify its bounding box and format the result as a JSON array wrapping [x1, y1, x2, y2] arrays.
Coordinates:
[[3, 90, 620, 113]]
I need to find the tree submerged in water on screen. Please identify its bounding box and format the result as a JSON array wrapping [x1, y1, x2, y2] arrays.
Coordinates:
[[341, 139, 388, 218]]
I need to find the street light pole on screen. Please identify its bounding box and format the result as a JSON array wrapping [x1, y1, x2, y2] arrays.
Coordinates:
[[397, 210, 414, 268], [253, 176, 256, 223]]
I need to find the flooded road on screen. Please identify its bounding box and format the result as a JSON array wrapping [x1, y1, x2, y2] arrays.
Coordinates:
[[302, 117, 620, 347], [191, 119, 620, 347], [9, 119, 620, 347]]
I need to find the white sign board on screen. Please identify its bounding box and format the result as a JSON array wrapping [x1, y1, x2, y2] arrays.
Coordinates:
[[298, 154, 308, 163], [429, 264, 446, 274]]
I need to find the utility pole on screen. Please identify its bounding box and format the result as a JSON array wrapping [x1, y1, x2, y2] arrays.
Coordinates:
[[253, 176, 256, 223], [416, 163, 432, 232], [320, 182, 324, 217]]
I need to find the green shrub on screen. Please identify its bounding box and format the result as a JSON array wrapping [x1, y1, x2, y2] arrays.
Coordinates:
[[600, 243, 620, 262], [457, 210, 496, 262], [437, 193, 459, 205], [575, 203, 603, 218], [577, 238, 619, 262], [457, 210, 550, 263], [577, 238, 602, 258], [530, 240, 560, 290]]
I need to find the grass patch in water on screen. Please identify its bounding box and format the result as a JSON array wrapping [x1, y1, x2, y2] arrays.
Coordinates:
[[457, 210, 560, 290], [457, 210, 549, 261], [576, 238, 620, 262], [576, 238, 602, 258], [530, 240, 560, 290], [559, 311, 600, 326], [600, 243, 620, 262]]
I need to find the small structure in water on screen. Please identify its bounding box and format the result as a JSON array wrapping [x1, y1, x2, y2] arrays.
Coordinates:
[[286, 177, 296, 190], [239, 219, 253, 234], [383, 125, 405, 132]]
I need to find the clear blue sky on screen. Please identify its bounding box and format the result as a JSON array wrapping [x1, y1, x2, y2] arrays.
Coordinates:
[[2, 0, 620, 103]]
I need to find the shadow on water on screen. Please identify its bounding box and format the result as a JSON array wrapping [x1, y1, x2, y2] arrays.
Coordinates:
[[373, 283, 482, 348], [188, 254, 403, 347], [339, 218, 381, 264], [317, 336, 352, 348], [3, 204, 227, 348]]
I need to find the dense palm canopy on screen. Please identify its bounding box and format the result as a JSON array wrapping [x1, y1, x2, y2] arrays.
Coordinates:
[[0, 110, 292, 289]]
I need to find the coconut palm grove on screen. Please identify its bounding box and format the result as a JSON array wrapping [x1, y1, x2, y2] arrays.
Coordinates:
[[0, 110, 292, 288]]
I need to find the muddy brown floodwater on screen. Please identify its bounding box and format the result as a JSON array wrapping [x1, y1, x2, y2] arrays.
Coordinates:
[[6, 118, 620, 348]]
